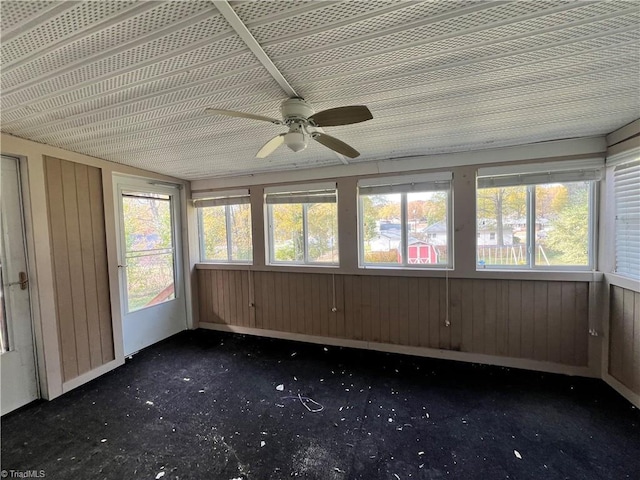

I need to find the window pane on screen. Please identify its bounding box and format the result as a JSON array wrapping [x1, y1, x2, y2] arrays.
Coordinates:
[[408, 191, 448, 265], [477, 186, 528, 267], [229, 204, 253, 262], [200, 206, 228, 261], [126, 253, 175, 312], [307, 202, 339, 263], [361, 193, 402, 265], [123, 194, 172, 252], [271, 204, 304, 262], [536, 181, 590, 266]]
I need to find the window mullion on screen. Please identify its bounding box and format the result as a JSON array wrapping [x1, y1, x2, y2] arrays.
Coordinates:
[[401, 193, 408, 266], [197, 208, 205, 262], [303, 204, 309, 264], [527, 185, 535, 268], [225, 205, 233, 262]]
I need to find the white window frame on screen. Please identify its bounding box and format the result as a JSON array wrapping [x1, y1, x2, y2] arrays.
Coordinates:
[[476, 159, 603, 271], [357, 172, 453, 269], [194, 189, 252, 264], [265, 182, 339, 266]]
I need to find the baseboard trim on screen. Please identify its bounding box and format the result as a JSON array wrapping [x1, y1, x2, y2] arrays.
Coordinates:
[[62, 358, 125, 394], [602, 372, 640, 408], [199, 323, 595, 378]]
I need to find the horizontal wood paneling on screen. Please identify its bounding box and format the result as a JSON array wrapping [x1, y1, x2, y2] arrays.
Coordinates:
[[609, 285, 640, 395], [197, 269, 591, 367], [44, 157, 114, 382]]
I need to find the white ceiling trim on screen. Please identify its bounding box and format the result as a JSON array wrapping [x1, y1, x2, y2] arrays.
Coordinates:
[[213, 0, 348, 166], [191, 137, 607, 190], [214, 0, 297, 97]]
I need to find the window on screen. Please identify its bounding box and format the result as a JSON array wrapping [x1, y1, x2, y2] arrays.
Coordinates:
[[358, 172, 452, 268], [613, 159, 640, 278], [476, 160, 602, 269], [266, 183, 338, 265], [195, 190, 252, 263]]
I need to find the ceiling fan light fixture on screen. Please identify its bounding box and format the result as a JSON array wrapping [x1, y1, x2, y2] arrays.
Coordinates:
[[284, 131, 308, 152]]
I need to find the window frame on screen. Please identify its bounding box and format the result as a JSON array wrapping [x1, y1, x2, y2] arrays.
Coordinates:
[[195, 191, 253, 264], [476, 160, 602, 271], [265, 183, 339, 267], [357, 173, 453, 270]]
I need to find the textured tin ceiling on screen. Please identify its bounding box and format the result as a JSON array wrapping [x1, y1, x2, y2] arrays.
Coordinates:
[[1, 0, 638, 180]]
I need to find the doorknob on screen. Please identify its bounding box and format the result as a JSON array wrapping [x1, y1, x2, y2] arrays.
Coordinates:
[[7, 271, 28, 290]]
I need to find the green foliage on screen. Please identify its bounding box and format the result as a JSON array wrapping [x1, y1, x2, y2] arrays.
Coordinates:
[[544, 184, 589, 265]]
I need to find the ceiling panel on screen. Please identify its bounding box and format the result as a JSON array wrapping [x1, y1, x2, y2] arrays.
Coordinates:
[[1, 0, 638, 180]]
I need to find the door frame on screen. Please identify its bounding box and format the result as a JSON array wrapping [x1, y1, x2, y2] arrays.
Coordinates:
[[113, 175, 187, 355]]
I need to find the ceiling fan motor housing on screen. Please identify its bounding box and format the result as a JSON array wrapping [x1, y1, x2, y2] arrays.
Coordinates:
[[281, 97, 315, 123]]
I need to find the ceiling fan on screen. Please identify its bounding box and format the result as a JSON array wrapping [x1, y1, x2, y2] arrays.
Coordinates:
[[205, 97, 373, 159]]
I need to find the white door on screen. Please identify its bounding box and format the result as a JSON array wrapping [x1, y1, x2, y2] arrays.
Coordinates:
[[114, 177, 186, 355], [0, 155, 38, 415]]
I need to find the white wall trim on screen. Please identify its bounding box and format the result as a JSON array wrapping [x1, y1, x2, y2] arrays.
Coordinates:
[[602, 372, 640, 409], [199, 322, 596, 378], [192, 137, 606, 190], [62, 358, 125, 393], [605, 273, 640, 293], [194, 262, 602, 282]]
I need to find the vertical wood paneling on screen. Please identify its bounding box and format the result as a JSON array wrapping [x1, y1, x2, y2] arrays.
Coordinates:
[[418, 278, 429, 348], [197, 271, 593, 370], [87, 167, 114, 364], [75, 164, 102, 369], [472, 280, 485, 354], [335, 274, 345, 338], [379, 276, 390, 343], [407, 278, 420, 348], [560, 282, 576, 365], [45, 158, 78, 380], [574, 282, 589, 366], [483, 280, 497, 356], [287, 273, 298, 333], [398, 277, 410, 346], [428, 278, 440, 350], [520, 281, 534, 360], [60, 160, 91, 375], [532, 282, 548, 362], [447, 279, 461, 351], [352, 275, 363, 340], [44, 157, 113, 381], [495, 281, 508, 356], [609, 285, 640, 396], [621, 289, 635, 387], [438, 278, 450, 350], [361, 275, 372, 342], [388, 277, 399, 344], [507, 281, 522, 358], [546, 283, 562, 364]]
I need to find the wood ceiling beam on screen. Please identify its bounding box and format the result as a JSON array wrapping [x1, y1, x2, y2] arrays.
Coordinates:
[[214, 1, 349, 165]]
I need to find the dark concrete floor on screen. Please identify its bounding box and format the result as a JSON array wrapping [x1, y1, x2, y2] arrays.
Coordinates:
[[2, 329, 639, 479]]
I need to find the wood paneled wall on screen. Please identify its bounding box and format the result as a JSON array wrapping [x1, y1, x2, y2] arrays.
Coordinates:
[[44, 157, 114, 381], [609, 285, 640, 395], [198, 269, 590, 367]]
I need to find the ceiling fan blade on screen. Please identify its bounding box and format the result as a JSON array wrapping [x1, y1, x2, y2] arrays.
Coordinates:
[[256, 134, 286, 158], [313, 132, 360, 158], [309, 105, 372, 127], [205, 108, 282, 125]]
